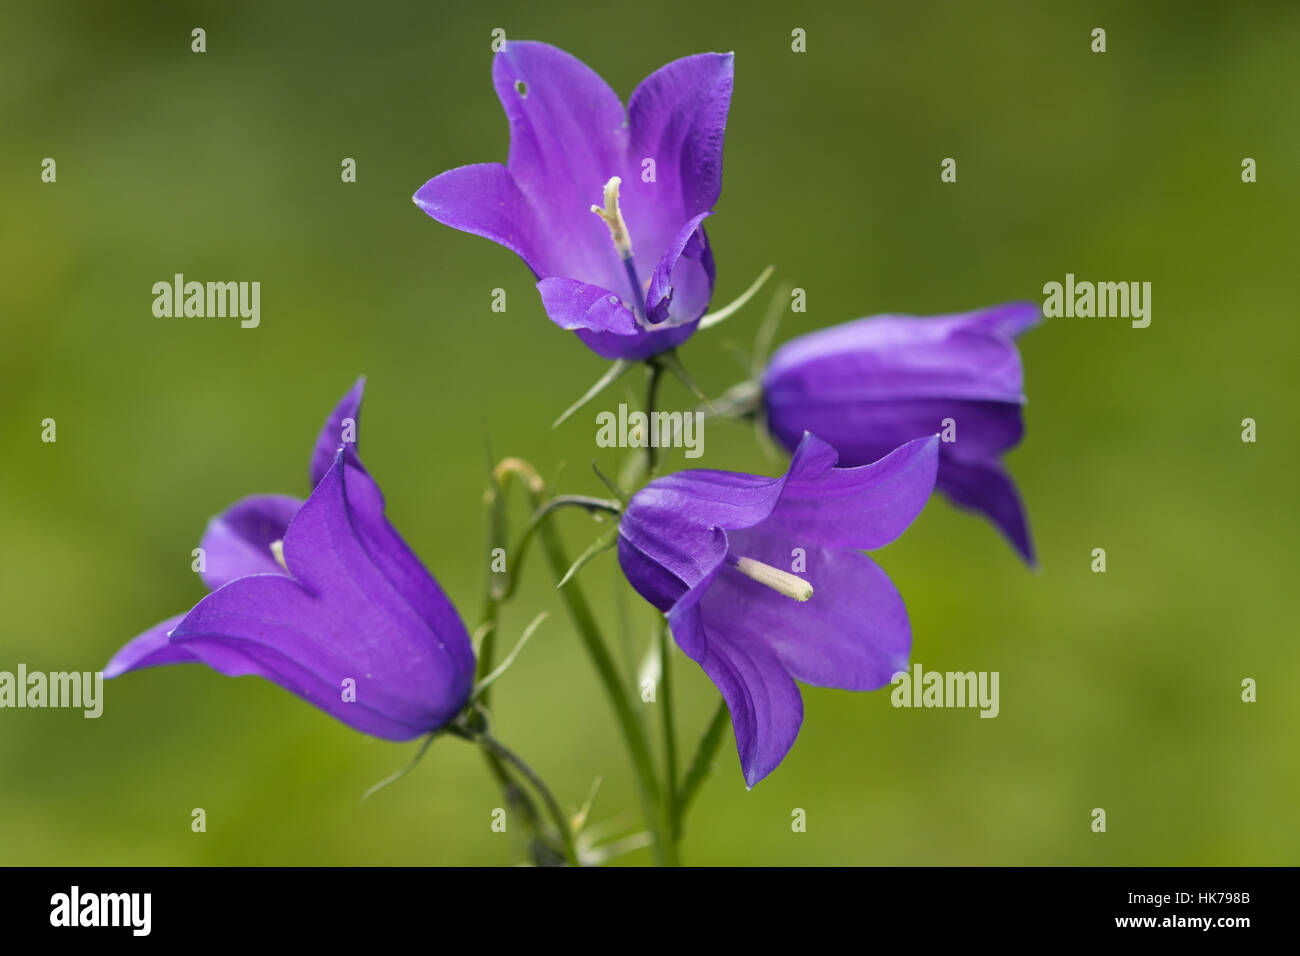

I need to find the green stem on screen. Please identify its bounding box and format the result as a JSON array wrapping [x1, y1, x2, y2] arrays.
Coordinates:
[[475, 462, 570, 863], [476, 597, 501, 704], [476, 731, 579, 866], [644, 359, 666, 475], [659, 620, 678, 833], [675, 699, 729, 839], [535, 510, 678, 866], [643, 359, 680, 859]]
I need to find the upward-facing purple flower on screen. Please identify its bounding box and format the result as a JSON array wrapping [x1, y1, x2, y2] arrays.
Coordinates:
[[414, 41, 733, 361], [618, 433, 939, 786], [763, 302, 1040, 566], [105, 380, 475, 740]]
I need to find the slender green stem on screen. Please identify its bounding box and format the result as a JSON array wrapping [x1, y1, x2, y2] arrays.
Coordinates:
[[476, 731, 579, 866], [643, 358, 679, 859], [533, 494, 623, 521], [535, 510, 678, 866], [450, 713, 553, 862], [478, 458, 546, 698], [644, 359, 666, 475], [476, 597, 501, 704], [658, 620, 678, 830], [475, 462, 569, 863], [675, 699, 730, 839]]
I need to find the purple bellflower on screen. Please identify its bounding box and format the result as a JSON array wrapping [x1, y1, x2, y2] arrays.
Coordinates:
[[414, 41, 733, 361], [617, 433, 939, 786], [105, 379, 476, 740], [762, 302, 1040, 566]]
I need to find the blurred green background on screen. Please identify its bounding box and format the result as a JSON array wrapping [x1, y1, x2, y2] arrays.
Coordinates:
[[3, 0, 1297, 866]]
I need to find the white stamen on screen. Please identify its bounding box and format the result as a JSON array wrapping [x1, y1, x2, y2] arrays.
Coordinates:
[[270, 539, 288, 571], [729, 555, 814, 602], [590, 176, 634, 259]]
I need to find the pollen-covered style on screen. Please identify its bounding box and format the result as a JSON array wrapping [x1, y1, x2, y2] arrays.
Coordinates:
[[617, 433, 940, 786], [105, 380, 475, 740], [414, 41, 733, 360]]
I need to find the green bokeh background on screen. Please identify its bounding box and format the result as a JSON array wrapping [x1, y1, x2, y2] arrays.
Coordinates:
[[3, 0, 1296, 865]]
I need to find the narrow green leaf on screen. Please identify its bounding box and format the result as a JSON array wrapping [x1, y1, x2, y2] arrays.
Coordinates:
[[656, 350, 714, 412], [697, 264, 776, 331], [361, 733, 437, 803], [555, 527, 618, 590], [674, 699, 730, 834], [473, 611, 549, 699], [552, 359, 635, 429]]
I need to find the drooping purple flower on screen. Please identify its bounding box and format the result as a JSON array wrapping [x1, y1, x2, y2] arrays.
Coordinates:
[[762, 302, 1040, 566], [414, 41, 733, 361], [105, 379, 475, 740], [618, 433, 939, 786]]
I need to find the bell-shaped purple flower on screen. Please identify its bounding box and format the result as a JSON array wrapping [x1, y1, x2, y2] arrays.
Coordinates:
[[414, 41, 733, 361], [618, 433, 939, 786], [105, 380, 476, 740], [762, 302, 1040, 566]]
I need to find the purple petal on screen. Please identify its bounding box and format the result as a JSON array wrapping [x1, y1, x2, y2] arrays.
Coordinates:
[[669, 599, 802, 788], [764, 303, 1038, 406], [573, 316, 705, 362], [340, 461, 477, 682], [618, 457, 789, 611], [766, 434, 939, 551], [168, 452, 473, 740], [414, 42, 735, 362], [969, 300, 1042, 338], [767, 396, 1024, 471], [534, 211, 715, 359], [198, 494, 303, 591], [626, 53, 734, 224], [645, 212, 714, 325], [104, 614, 196, 678], [490, 41, 630, 289], [538, 275, 710, 360], [707, 536, 910, 689], [617, 525, 727, 617], [939, 458, 1037, 567], [413, 163, 547, 276], [536, 277, 641, 336], [620, 432, 934, 787], [310, 377, 367, 488], [762, 303, 1038, 566], [617, 433, 935, 611], [622, 52, 732, 285]]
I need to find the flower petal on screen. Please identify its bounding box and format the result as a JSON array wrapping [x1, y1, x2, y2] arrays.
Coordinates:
[[339, 461, 477, 681], [574, 318, 703, 362], [413, 163, 548, 276], [616, 523, 726, 616], [622, 52, 732, 284], [169, 452, 473, 740], [491, 41, 630, 286], [969, 300, 1042, 338], [764, 303, 1037, 406], [103, 614, 196, 678], [645, 212, 714, 325], [617, 432, 857, 610], [535, 274, 710, 361], [938, 458, 1037, 567], [310, 376, 367, 488], [198, 494, 304, 591], [767, 396, 1023, 472], [535, 277, 640, 336], [766, 433, 939, 551], [627, 52, 734, 224], [705, 538, 910, 690], [669, 599, 802, 788]]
